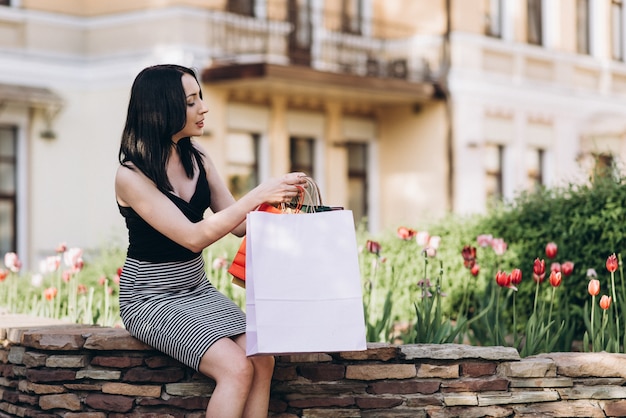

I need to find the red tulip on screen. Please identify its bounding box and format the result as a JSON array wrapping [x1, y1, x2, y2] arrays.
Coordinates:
[[470, 264, 480, 277], [599, 295, 612, 310], [461, 245, 477, 268], [396, 226, 416, 240], [533, 258, 546, 276], [606, 254, 618, 273], [495, 270, 511, 287], [77, 284, 88, 295], [588, 279, 600, 296], [561, 261, 574, 277], [510, 268, 522, 285], [366, 240, 381, 255], [545, 242, 558, 259], [549, 271, 562, 287], [0, 269, 7, 282], [44, 287, 58, 301]]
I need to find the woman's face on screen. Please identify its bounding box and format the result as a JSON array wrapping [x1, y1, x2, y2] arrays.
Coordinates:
[[172, 73, 208, 142]]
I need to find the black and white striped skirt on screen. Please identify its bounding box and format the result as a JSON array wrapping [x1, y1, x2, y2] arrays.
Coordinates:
[[118, 255, 246, 371]]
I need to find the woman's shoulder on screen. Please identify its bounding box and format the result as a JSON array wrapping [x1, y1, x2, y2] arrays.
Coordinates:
[[115, 162, 147, 187]]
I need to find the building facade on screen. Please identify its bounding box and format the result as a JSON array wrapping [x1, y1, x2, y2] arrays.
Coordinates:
[[0, 0, 624, 268]]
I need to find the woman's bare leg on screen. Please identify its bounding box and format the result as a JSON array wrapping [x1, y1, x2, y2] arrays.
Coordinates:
[[234, 335, 275, 418], [198, 338, 254, 418]]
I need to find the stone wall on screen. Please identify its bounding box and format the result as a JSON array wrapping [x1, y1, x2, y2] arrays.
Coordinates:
[[1, 324, 626, 417]]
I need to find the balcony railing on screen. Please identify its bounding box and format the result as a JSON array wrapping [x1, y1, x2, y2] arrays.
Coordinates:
[[205, 7, 443, 84]]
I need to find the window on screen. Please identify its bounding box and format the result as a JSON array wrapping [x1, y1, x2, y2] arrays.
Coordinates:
[[612, 0, 624, 60], [485, 0, 503, 38], [592, 153, 615, 180], [289, 137, 315, 177], [526, 147, 544, 191], [226, 132, 259, 200], [527, 0, 543, 46], [347, 142, 368, 226], [485, 143, 504, 202], [341, 0, 363, 35], [576, 0, 590, 54], [0, 126, 17, 255], [227, 0, 255, 16], [288, 0, 313, 65]]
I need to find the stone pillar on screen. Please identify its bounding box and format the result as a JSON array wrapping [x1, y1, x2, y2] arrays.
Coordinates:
[[268, 95, 289, 177], [324, 101, 347, 207]]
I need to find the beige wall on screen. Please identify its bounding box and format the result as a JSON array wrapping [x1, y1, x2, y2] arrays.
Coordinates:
[[377, 102, 448, 229]]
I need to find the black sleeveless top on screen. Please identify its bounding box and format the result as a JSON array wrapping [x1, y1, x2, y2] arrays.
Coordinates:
[[118, 163, 211, 262]]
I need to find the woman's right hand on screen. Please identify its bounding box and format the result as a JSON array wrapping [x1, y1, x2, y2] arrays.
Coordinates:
[[255, 172, 308, 206]]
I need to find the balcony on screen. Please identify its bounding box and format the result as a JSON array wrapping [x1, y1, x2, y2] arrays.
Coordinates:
[[202, 5, 443, 103]]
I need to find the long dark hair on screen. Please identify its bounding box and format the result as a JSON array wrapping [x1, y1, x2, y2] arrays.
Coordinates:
[[118, 64, 204, 192]]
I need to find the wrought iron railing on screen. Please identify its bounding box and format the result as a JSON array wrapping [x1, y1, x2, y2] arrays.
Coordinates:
[[205, 5, 443, 83]]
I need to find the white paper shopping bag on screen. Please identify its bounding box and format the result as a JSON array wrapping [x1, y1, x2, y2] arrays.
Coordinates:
[[245, 209, 367, 356]]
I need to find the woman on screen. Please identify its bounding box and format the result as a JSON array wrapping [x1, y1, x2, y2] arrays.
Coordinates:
[[115, 64, 305, 417]]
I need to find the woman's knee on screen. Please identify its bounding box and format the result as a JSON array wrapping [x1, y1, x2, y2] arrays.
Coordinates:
[[225, 356, 255, 385], [251, 355, 275, 378]]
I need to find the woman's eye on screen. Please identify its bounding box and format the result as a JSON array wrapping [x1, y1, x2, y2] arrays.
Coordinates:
[[187, 101, 195, 107]]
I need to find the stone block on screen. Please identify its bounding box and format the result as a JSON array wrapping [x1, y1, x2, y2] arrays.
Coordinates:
[[138, 395, 209, 410], [513, 399, 606, 417], [39, 393, 81, 411], [46, 354, 88, 368], [272, 365, 298, 381], [460, 361, 497, 377], [367, 380, 439, 395], [355, 396, 403, 409], [279, 353, 333, 363], [559, 384, 626, 400], [416, 363, 459, 379], [75, 369, 121, 380], [509, 377, 572, 388], [122, 367, 185, 383], [25, 369, 76, 383], [442, 377, 509, 392], [91, 355, 144, 368], [299, 364, 345, 382], [499, 357, 556, 378], [84, 393, 135, 413], [602, 399, 626, 417], [289, 396, 355, 408], [21, 326, 100, 350], [536, 352, 626, 379], [7, 347, 25, 365], [402, 344, 520, 361], [18, 380, 65, 394], [443, 392, 478, 406], [346, 364, 416, 381], [101, 382, 161, 397], [83, 328, 153, 351], [301, 409, 361, 417], [22, 351, 47, 368], [404, 394, 444, 407], [338, 343, 399, 362], [64, 413, 107, 418], [164, 382, 215, 397], [478, 390, 559, 406]]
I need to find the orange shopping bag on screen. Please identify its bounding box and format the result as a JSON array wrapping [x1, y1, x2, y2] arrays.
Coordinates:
[[228, 203, 282, 288]]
